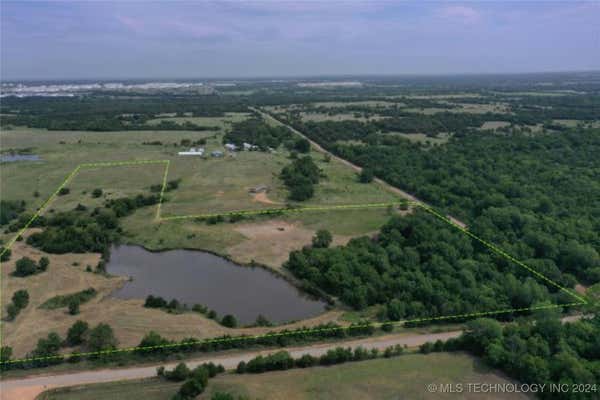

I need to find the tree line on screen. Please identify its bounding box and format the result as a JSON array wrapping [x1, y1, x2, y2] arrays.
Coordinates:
[[285, 212, 574, 321], [422, 313, 600, 400]]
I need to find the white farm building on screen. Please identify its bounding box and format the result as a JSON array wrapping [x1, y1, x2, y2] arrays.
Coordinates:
[[178, 147, 204, 156]]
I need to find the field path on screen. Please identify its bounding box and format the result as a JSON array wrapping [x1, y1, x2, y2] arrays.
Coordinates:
[[253, 108, 468, 229], [0, 330, 461, 400]]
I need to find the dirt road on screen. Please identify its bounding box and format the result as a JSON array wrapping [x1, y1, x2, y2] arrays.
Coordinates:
[[0, 331, 461, 400], [253, 108, 468, 229]]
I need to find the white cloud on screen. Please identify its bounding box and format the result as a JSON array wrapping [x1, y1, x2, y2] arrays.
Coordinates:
[[438, 5, 482, 23]]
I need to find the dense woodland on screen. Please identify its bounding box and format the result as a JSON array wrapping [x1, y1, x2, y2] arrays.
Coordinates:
[[286, 212, 576, 321], [0, 95, 245, 131], [434, 314, 600, 400], [282, 117, 600, 285], [24, 193, 159, 254]]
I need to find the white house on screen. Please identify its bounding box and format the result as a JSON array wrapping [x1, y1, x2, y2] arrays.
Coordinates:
[[224, 143, 237, 151], [178, 147, 204, 156], [243, 142, 258, 151]]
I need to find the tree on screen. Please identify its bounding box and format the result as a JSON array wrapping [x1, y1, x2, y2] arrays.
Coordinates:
[[0, 346, 12, 364], [14, 257, 38, 276], [92, 188, 103, 198], [254, 314, 271, 327], [38, 256, 50, 271], [221, 314, 238, 328], [294, 138, 311, 153], [312, 229, 332, 248], [68, 299, 80, 315], [166, 362, 191, 382], [0, 248, 11, 262], [463, 319, 503, 355], [34, 332, 62, 356], [86, 323, 117, 352], [12, 290, 29, 309], [66, 320, 89, 346], [58, 187, 70, 196], [6, 304, 19, 321], [137, 331, 170, 354], [359, 168, 374, 183], [177, 377, 205, 399]]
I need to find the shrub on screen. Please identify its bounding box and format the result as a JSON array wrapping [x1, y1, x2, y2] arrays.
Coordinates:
[[58, 187, 70, 196], [221, 314, 238, 328], [13, 257, 40, 277], [68, 299, 80, 315], [66, 320, 89, 346], [295, 353, 317, 368], [144, 295, 168, 308], [0, 248, 11, 262], [38, 256, 50, 271], [6, 303, 19, 321], [358, 168, 374, 183], [12, 289, 29, 309], [312, 229, 332, 248], [86, 323, 118, 353], [165, 362, 191, 382], [91, 188, 103, 198]]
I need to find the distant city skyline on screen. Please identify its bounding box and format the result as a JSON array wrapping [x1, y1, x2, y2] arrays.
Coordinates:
[[1, 1, 599, 80]]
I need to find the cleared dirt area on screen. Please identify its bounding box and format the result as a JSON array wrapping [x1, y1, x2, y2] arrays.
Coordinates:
[[251, 192, 280, 205], [227, 219, 352, 269]]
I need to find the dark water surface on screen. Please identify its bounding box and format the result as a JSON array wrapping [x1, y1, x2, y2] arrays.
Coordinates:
[[106, 245, 327, 324], [0, 154, 41, 162]]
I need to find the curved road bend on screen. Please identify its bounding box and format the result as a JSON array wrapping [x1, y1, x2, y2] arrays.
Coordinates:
[[251, 108, 468, 229], [0, 331, 461, 400]]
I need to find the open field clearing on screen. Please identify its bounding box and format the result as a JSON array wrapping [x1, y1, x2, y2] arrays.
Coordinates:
[[1, 115, 403, 357], [386, 132, 451, 145], [37, 378, 181, 400], [311, 100, 399, 107], [480, 121, 511, 130], [404, 102, 509, 115], [145, 112, 250, 128], [300, 112, 387, 122], [552, 119, 600, 128], [201, 353, 528, 400]]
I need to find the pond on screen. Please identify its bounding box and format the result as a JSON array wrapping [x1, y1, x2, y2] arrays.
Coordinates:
[[0, 154, 41, 163], [106, 245, 327, 325]]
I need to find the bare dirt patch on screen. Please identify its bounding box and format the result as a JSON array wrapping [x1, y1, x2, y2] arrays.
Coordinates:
[[251, 192, 280, 205], [227, 220, 351, 270]]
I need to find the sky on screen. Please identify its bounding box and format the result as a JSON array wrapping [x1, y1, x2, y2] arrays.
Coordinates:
[[1, 1, 599, 80]]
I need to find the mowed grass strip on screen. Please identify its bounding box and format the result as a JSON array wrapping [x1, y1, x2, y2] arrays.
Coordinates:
[[37, 378, 181, 400]]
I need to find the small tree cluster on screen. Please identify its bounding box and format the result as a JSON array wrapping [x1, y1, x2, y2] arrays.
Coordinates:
[[157, 362, 224, 400], [6, 289, 29, 321], [13, 256, 49, 277]]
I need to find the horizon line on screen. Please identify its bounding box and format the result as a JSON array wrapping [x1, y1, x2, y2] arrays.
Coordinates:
[[2, 69, 600, 83]]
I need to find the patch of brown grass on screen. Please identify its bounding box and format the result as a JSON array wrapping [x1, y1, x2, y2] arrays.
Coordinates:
[[226, 220, 351, 270]]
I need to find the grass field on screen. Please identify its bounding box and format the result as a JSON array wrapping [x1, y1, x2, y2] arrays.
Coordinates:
[[201, 353, 529, 400], [1, 114, 402, 357], [385, 132, 450, 145], [37, 378, 182, 400], [145, 112, 251, 128], [37, 353, 528, 400]]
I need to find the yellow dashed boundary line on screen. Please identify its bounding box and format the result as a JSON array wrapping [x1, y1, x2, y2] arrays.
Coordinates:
[[0, 160, 588, 365]]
